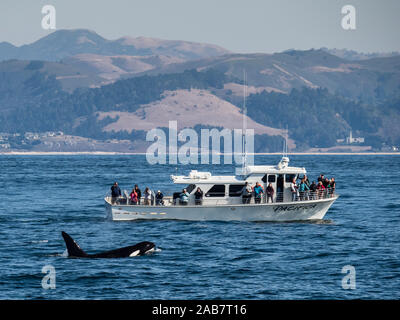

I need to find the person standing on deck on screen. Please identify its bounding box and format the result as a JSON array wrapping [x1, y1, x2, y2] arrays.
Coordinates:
[[194, 187, 204, 205], [129, 188, 138, 205], [179, 189, 189, 205], [316, 181, 325, 199], [299, 178, 310, 201], [310, 181, 317, 200], [266, 183, 274, 203], [304, 175, 311, 200], [253, 182, 264, 204], [241, 182, 253, 204], [323, 178, 330, 198], [155, 190, 164, 205], [134, 185, 142, 205], [144, 187, 152, 205], [111, 182, 121, 204], [291, 178, 298, 202], [329, 178, 336, 197]]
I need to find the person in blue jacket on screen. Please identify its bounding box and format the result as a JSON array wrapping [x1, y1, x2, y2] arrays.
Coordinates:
[[253, 182, 264, 204], [179, 189, 190, 205], [299, 178, 310, 201], [111, 182, 121, 204]]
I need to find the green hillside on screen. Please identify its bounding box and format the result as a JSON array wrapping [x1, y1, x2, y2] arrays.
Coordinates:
[[0, 66, 397, 151]]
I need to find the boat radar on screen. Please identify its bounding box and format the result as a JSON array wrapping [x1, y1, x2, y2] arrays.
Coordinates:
[[277, 156, 290, 170]]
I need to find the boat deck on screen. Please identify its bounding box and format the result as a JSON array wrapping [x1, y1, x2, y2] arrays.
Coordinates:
[[106, 190, 337, 207]]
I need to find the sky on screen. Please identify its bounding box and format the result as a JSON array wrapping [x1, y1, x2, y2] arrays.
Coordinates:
[[0, 0, 399, 53]]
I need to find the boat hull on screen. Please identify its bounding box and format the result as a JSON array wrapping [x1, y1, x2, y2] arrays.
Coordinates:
[[105, 196, 338, 222]]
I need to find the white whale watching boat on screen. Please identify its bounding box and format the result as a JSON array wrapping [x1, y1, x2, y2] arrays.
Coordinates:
[[105, 156, 338, 222], [105, 74, 337, 221]]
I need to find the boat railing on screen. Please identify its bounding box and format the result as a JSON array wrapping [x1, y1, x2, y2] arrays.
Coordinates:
[[271, 189, 336, 203], [106, 189, 337, 206]]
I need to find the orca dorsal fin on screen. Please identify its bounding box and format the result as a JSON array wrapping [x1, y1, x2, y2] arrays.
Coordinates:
[[61, 231, 88, 258]]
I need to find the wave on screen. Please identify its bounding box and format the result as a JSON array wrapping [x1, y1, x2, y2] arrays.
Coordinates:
[[383, 203, 400, 209]]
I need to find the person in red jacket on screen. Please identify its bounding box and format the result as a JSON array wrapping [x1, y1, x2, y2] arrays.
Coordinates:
[[316, 181, 326, 199], [129, 188, 138, 205]]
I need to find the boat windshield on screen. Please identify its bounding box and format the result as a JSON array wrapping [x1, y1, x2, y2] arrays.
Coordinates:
[[186, 184, 196, 194]]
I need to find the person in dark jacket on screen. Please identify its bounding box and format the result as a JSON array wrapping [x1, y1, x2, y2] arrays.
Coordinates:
[[323, 178, 330, 197], [194, 187, 204, 205], [323, 178, 330, 188], [266, 183, 274, 203], [134, 185, 142, 205], [329, 178, 336, 197], [155, 190, 164, 205], [111, 182, 121, 204], [309, 181, 317, 200]]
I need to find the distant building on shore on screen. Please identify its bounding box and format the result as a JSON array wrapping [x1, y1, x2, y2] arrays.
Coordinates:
[[346, 131, 364, 144], [337, 131, 364, 145]]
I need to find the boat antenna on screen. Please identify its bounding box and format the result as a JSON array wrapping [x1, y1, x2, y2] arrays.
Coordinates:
[[242, 70, 247, 174]]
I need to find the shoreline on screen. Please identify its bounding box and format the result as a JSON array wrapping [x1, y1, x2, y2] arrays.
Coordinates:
[[1, 151, 399, 156]]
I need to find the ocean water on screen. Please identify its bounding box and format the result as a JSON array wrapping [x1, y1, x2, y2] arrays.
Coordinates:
[[0, 154, 399, 300]]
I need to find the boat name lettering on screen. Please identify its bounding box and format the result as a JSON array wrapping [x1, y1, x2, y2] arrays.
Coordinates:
[[273, 204, 317, 212]]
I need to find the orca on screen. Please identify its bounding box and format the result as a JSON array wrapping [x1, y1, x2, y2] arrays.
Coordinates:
[[61, 231, 155, 258]]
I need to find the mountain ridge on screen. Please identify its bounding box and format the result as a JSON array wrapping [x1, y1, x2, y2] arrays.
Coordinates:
[[0, 29, 230, 62]]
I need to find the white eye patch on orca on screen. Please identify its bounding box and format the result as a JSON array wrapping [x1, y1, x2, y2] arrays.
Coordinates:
[[129, 250, 140, 257]]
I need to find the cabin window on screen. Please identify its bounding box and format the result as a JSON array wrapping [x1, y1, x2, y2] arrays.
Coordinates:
[[285, 174, 297, 183], [205, 184, 225, 197], [229, 184, 246, 197], [186, 184, 196, 194], [263, 174, 276, 183]]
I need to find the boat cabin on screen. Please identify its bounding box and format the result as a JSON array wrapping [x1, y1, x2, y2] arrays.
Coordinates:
[[170, 157, 306, 205]]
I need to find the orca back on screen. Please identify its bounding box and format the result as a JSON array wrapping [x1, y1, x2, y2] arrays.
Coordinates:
[[61, 232, 155, 258], [88, 242, 155, 258]]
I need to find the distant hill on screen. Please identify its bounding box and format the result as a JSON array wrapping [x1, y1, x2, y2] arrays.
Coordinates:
[[321, 48, 400, 61], [0, 54, 186, 92], [61, 54, 186, 90], [0, 30, 399, 152], [0, 29, 230, 62], [2, 38, 399, 103], [0, 67, 397, 151], [138, 49, 400, 103]]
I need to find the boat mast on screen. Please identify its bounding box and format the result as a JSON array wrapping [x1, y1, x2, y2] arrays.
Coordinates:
[[242, 70, 247, 173], [283, 124, 288, 157]]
